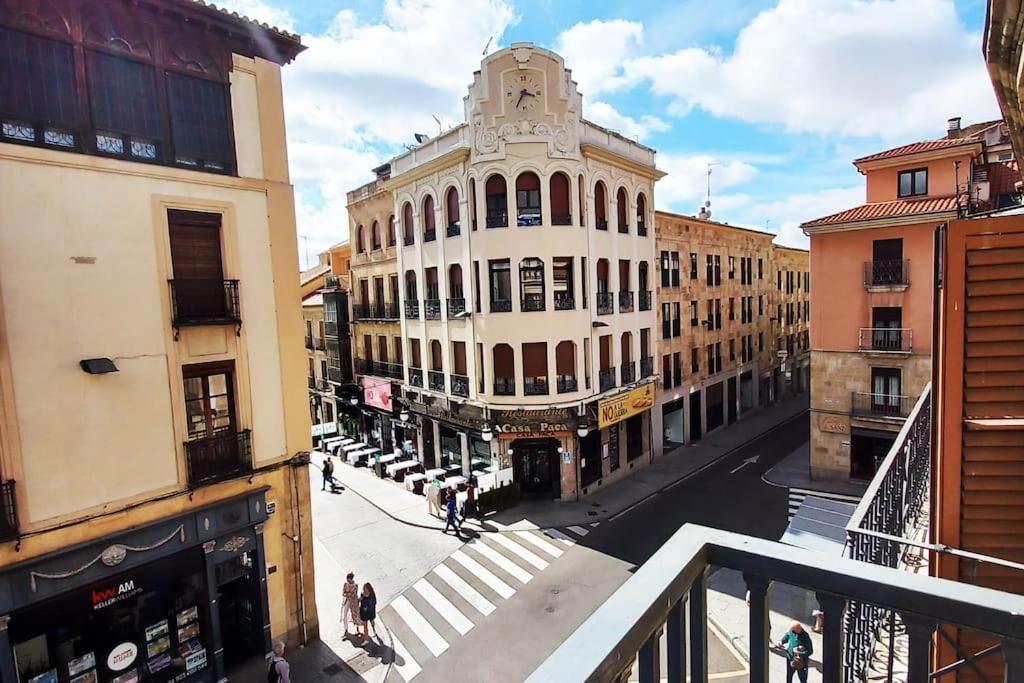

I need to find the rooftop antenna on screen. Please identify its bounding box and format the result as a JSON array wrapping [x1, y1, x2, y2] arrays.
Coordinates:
[[432, 115, 443, 134], [482, 34, 494, 56], [706, 162, 718, 206], [300, 235, 310, 270]]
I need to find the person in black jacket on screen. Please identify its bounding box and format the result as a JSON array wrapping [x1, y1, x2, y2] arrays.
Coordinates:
[[360, 582, 378, 641]]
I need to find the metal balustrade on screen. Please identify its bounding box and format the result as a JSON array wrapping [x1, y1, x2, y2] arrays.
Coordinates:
[[493, 377, 515, 395], [409, 368, 423, 387], [851, 392, 914, 419], [450, 374, 470, 397], [557, 375, 577, 393], [169, 279, 241, 327], [618, 290, 634, 312], [184, 430, 253, 487], [491, 299, 513, 313], [858, 327, 912, 353], [863, 259, 910, 287], [554, 293, 575, 310], [597, 292, 614, 315], [621, 361, 636, 384], [640, 356, 654, 378], [0, 481, 17, 541], [528, 523, 1024, 683], [524, 377, 549, 395], [638, 290, 652, 311], [428, 370, 445, 391], [405, 300, 420, 319], [521, 294, 545, 312], [486, 212, 508, 228], [448, 297, 466, 316], [599, 367, 616, 392], [424, 299, 441, 320], [446, 221, 461, 238]]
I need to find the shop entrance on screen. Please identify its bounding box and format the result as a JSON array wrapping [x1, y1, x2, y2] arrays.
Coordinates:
[[512, 438, 560, 498], [689, 389, 702, 442], [850, 430, 896, 480], [726, 376, 737, 424], [580, 430, 602, 488], [421, 418, 436, 468], [217, 550, 265, 673]]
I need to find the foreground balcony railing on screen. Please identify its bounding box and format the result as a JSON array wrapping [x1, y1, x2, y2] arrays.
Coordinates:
[[184, 429, 253, 487], [845, 385, 931, 683], [858, 327, 912, 353], [863, 259, 910, 288], [529, 523, 1024, 683], [169, 279, 241, 329], [0, 480, 17, 542], [851, 391, 914, 419]]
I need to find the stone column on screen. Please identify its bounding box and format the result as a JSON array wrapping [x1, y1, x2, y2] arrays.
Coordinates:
[[459, 431, 470, 477]]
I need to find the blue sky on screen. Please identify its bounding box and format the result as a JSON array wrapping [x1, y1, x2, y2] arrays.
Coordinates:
[[217, 0, 997, 264]]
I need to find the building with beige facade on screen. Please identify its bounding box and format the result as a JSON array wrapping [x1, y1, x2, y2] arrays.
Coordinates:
[[652, 212, 809, 455], [0, 2, 314, 680], [802, 117, 1019, 481], [348, 44, 662, 501]]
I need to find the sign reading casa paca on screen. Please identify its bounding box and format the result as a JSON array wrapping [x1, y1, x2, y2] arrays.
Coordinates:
[[492, 408, 575, 439], [819, 414, 849, 434], [598, 383, 656, 429]]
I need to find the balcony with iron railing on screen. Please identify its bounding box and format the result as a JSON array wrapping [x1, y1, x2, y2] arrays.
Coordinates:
[[521, 294, 545, 312], [620, 361, 635, 385], [374, 362, 403, 380], [448, 298, 466, 317], [184, 429, 253, 488], [638, 290, 652, 311], [169, 279, 241, 330], [851, 391, 914, 419], [596, 218, 609, 230], [858, 327, 913, 353], [491, 299, 513, 313], [428, 370, 445, 392], [618, 290, 634, 313], [640, 356, 654, 378], [0, 480, 17, 542], [599, 367, 616, 392], [424, 228, 437, 243], [524, 377, 549, 395], [318, 378, 331, 392], [314, 337, 326, 350], [638, 221, 648, 237], [354, 357, 372, 376], [486, 212, 508, 228], [451, 374, 470, 397], [447, 221, 461, 238], [554, 292, 574, 311], [494, 377, 515, 396], [552, 213, 573, 226], [424, 299, 441, 320], [863, 259, 910, 289], [405, 300, 420, 319], [307, 375, 317, 390], [327, 364, 347, 384], [304, 334, 314, 350], [409, 367, 423, 387], [556, 375, 577, 393], [597, 291, 614, 315]]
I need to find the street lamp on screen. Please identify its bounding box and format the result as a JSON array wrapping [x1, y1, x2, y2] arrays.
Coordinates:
[[400, 408, 410, 423], [349, 396, 359, 406], [481, 425, 494, 442], [576, 422, 589, 438]]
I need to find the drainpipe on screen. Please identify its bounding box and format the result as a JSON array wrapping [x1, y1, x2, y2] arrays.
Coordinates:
[[289, 454, 309, 645]]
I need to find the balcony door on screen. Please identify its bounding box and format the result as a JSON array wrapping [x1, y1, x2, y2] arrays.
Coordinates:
[[184, 363, 236, 442], [871, 307, 903, 351], [871, 367, 902, 415], [169, 210, 226, 319]]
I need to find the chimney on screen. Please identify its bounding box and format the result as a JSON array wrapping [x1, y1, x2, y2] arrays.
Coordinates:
[[948, 116, 962, 138]]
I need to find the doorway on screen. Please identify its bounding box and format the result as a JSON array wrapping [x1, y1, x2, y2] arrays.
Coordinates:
[[850, 430, 896, 480], [580, 430, 602, 488], [513, 438, 560, 498], [727, 376, 737, 424], [217, 550, 265, 674], [689, 389, 702, 442], [421, 418, 436, 468]]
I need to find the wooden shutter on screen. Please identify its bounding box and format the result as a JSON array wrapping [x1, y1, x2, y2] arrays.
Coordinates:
[[168, 210, 224, 280]]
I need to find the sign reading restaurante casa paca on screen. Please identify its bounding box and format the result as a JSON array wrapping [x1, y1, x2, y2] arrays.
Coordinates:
[[492, 408, 575, 439]]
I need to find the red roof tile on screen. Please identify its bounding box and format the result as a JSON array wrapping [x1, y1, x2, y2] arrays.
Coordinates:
[[801, 196, 959, 228], [854, 139, 977, 164]]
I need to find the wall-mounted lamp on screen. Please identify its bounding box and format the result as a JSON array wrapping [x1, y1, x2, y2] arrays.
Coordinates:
[[349, 396, 359, 406], [576, 423, 589, 438], [80, 358, 118, 374], [400, 409, 410, 422], [591, 321, 609, 329], [481, 425, 494, 442]]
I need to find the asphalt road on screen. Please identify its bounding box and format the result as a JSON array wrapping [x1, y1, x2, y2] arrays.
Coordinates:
[[402, 415, 811, 682]]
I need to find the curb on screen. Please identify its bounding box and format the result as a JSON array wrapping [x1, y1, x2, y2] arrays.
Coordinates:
[[319, 406, 810, 533]]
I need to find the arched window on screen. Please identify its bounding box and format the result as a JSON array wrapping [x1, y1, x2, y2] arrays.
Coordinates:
[[555, 341, 577, 393], [448, 264, 464, 315], [402, 202, 414, 246], [404, 270, 418, 300], [616, 187, 629, 234], [430, 340, 443, 371], [445, 186, 460, 237], [485, 175, 508, 228], [387, 215, 396, 246], [515, 172, 542, 226], [578, 174, 586, 227], [493, 344, 515, 395], [522, 342, 549, 395], [549, 172, 571, 225], [422, 195, 436, 241], [621, 332, 634, 383], [469, 178, 478, 230], [356, 224, 365, 252], [636, 193, 648, 236], [596, 258, 611, 314], [371, 220, 381, 250], [594, 181, 608, 230], [638, 261, 650, 309], [519, 257, 545, 311]]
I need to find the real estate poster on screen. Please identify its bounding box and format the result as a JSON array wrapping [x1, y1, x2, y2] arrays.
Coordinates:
[[146, 636, 170, 658], [176, 622, 200, 642], [67, 652, 95, 676], [146, 653, 171, 674], [185, 648, 207, 673], [175, 606, 198, 627], [145, 620, 168, 642], [69, 672, 97, 683]]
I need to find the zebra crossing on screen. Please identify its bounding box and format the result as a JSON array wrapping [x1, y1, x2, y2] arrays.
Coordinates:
[[787, 487, 862, 521], [380, 523, 594, 681]]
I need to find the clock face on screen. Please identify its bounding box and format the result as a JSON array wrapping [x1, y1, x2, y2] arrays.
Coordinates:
[[505, 72, 542, 114]]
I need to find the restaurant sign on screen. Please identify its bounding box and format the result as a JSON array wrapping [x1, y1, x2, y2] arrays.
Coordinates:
[[492, 408, 575, 440], [362, 377, 393, 412], [598, 383, 656, 429]]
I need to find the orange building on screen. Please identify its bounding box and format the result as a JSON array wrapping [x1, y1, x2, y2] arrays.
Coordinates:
[[802, 118, 1018, 481]]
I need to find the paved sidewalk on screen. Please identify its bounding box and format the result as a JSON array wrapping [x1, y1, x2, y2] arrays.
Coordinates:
[[326, 396, 809, 532], [763, 442, 868, 497]]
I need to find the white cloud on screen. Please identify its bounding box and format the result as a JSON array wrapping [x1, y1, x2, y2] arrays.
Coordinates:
[[555, 19, 643, 97], [737, 185, 864, 248], [585, 101, 669, 141], [269, 0, 516, 263], [655, 154, 760, 213], [625, 0, 998, 139]]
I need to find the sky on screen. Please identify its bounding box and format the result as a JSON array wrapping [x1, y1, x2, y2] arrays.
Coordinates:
[[215, 0, 998, 265]]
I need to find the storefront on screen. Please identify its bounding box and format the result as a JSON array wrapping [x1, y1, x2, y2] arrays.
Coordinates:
[[492, 408, 576, 500], [406, 397, 490, 475], [0, 491, 271, 683], [591, 383, 655, 487]]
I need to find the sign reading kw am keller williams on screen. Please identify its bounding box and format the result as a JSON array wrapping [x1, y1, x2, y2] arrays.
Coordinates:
[[598, 383, 656, 429]]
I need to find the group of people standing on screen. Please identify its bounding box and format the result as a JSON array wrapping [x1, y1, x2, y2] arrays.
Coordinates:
[[426, 477, 478, 536], [341, 572, 378, 641]]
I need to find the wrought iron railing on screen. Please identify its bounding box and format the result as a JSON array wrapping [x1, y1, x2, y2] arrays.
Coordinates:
[[596, 217, 609, 230], [527, 524, 1024, 683], [0, 480, 17, 542], [618, 290, 634, 312], [304, 335, 314, 350], [424, 228, 437, 242], [307, 375, 316, 390], [851, 392, 914, 419], [621, 361, 636, 384], [405, 300, 420, 319], [552, 213, 573, 225], [451, 374, 470, 397], [184, 430, 253, 487], [597, 292, 613, 315], [354, 357, 372, 376], [640, 356, 654, 378], [327, 365, 346, 384], [374, 362, 403, 380], [524, 378, 549, 395], [486, 212, 508, 228], [599, 367, 616, 392], [493, 378, 515, 396], [556, 375, 577, 393], [638, 290, 652, 311], [858, 327, 913, 353], [325, 275, 343, 290], [863, 259, 910, 287], [314, 337, 326, 350], [521, 294, 545, 312], [491, 299, 513, 313], [844, 385, 931, 683], [638, 222, 647, 237], [554, 292, 575, 310], [318, 378, 331, 392], [428, 370, 445, 391], [448, 297, 466, 316], [352, 304, 370, 320], [169, 279, 241, 327], [447, 221, 461, 238], [404, 234, 415, 247], [518, 211, 541, 227], [409, 368, 423, 387], [424, 299, 441, 320]]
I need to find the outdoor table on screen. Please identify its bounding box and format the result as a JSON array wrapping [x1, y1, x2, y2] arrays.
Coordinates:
[[445, 475, 468, 490], [322, 437, 345, 452], [423, 468, 446, 481], [342, 442, 366, 453], [346, 446, 373, 465], [404, 472, 427, 494], [387, 460, 419, 482]]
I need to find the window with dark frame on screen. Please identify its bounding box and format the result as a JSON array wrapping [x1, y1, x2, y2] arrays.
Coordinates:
[[166, 71, 233, 171], [691, 347, 699, 374], [897, 168, 928, 197], [183, 363, 235, 442]]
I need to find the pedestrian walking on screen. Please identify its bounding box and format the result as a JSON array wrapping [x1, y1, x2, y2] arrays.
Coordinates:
[[341, 572, 361, 635], [426, 478, 443, 517], [321, 457, 334, 491], [443, 489, 461, 535], [777, 621, 813, 682], [267, 641, 291, 683], [460, 478, 478, 522], [359, 582, 378, 640]]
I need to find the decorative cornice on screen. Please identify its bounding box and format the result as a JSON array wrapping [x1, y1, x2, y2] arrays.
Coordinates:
[[580, 144, 666, 180], [384, 147, 471, 191]]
